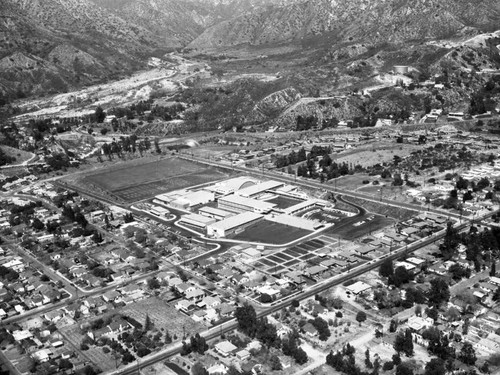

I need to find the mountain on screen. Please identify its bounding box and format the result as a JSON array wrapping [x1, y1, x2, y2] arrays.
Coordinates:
[[0, 0, 162, 99], [188, 0, 500, 50], [89, 0, 297, 48], [1, 0, 499, 105], [0, 0, 298, 100]]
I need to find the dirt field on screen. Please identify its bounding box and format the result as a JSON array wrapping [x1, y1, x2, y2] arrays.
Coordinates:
[[119, 296, 204, 340], [333, 144, 420, 168], [327, 214, 395, 240], [81, 157, 231, 202], [343, 197, 418, 222]]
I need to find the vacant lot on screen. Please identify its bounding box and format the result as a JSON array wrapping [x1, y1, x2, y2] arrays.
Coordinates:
[[82, 157, 231, 202], [119, 296, 204, 340], [334, 143, 419, 168], [345, 197, 418, 222], [327, 214, 395, 240], [232, 220, 312, 244]]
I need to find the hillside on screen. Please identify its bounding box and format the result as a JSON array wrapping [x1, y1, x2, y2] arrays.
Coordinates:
[[188, 0, 500, 50], [0, 0, 161, 99], [91, 0, 297, 48]]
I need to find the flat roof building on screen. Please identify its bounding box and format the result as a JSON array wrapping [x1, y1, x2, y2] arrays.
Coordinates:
[[236, 180, 284, 198], [198, 206, 234, 220], [207, 212, 263, 238], [267, 213, 322, 231], [218, 194, 276, 214], [179, 213, 216, 229], [283, 199, 327, 215], [346, 281, 372, 295]]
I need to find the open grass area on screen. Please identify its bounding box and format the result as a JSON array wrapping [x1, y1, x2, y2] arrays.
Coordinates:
[[231, 220, 312, 244], [1, 146, 34, 165], [82, 157, 231, 202]]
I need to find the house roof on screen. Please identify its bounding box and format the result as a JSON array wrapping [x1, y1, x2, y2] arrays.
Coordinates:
[[215, 340, 237, 353]]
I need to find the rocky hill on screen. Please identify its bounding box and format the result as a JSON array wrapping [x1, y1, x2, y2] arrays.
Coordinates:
[[189, 0, 500, 49], [0, 0, 162, 99], [91, 0, 296, 48]]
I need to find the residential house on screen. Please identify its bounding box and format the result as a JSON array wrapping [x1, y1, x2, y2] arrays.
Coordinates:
[[199, 296, 221, 309], [236, 349, 251, 361], [185, 288, 205, 303], [62, 304, 80, 318], [81, 274, 101, 288], [176, 283, 196, 295], [120, 284, 142, 295], [102, 290, 121, 303], [108, 317, 130, 334], [302, 323, 318, 337], [44, 310, 64, 323], [218, 303, 236, 318], [214, 341, 238, 357], [175, 299, 195, 313], [191, 310, 207, 323], [70, 267, 87, 278]]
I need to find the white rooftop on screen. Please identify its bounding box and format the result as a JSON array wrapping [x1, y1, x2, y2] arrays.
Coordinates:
[[236, 180, 284, 197], [209, 212, 263, 232], [219, 194, 276, 212]]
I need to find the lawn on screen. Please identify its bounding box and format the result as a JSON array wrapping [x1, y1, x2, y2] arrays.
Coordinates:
[[231, 220, 312, 244], [82, 157, 231, 202]]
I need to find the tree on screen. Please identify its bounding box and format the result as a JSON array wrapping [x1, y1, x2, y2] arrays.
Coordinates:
[[490, 261, 496, 277], [394, 329, 413, 357], [32, 217, 45, 231], [356, 311, 367, 326], [293, 347, 308, 365], [389, 319, 399, 333], [147, 277, 160, 290], [310, 316, 330, 341], [456, 177, 469, 190], [190, 333, 208, 355], [459, 342, 477, 365], [191, 362, 209, 375], [396, 363, 414, 375], [235, 304, 257, 337], [379, 259, 394, 278], [95, 106, 106, 123], [440, 222, 459, 260], [391, 266, 413, 287], [425, 358, 446, 375], [428, 278, 450, 306], [144, 314, 153, 332], [269, 355, 283, 371], [365, 349, 373, 369]]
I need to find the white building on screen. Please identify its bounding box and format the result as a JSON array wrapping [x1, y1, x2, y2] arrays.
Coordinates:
[[218, 194, 275, 214], [207, 212, 263, 238]]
